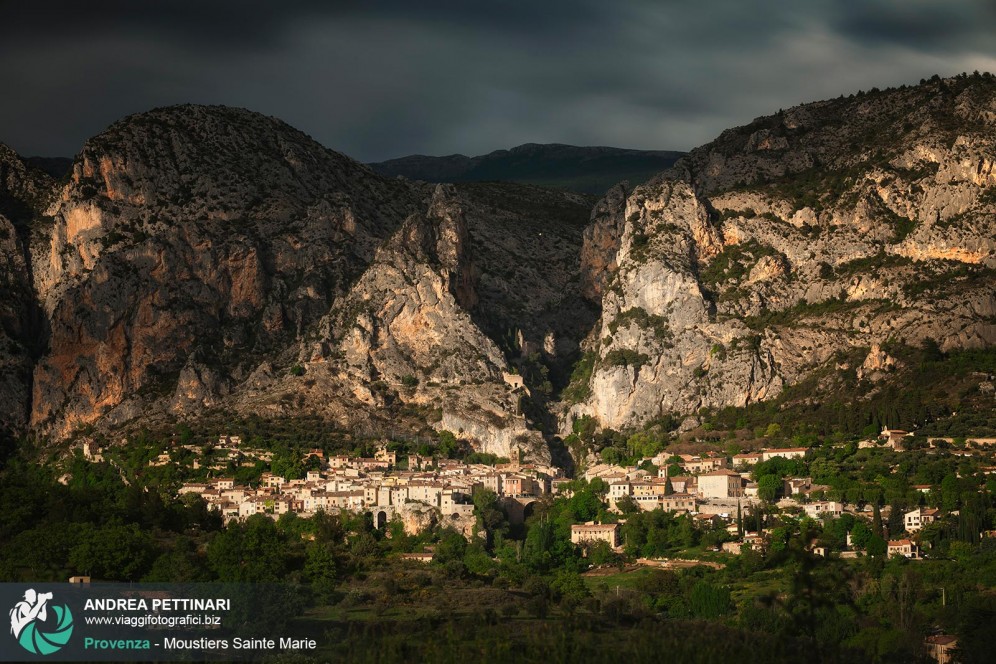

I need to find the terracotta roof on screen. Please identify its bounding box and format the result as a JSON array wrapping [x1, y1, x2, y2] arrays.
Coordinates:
[[572, 523, 618, 531]]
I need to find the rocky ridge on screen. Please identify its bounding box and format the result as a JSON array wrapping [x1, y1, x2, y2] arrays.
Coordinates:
[[568, 74, 996, 433], [2, 77, 996, 462], [1, 106, 592, 460]]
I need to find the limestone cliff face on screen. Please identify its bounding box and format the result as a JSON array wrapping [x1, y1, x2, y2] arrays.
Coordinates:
[[0, 145, 55, 437], [8, 78, 996, 458], [579, 183, 628, 301], [4, 107, 590, 462], [317, 184, 500, 386], [29, 105, 420, 439], [0, 211, 36, 433], [570, 75, 996, 431], [230, 185, 548, 460]]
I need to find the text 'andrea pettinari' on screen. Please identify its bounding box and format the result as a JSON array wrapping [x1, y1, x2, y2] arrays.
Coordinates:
[[84, 597, 231, 612]]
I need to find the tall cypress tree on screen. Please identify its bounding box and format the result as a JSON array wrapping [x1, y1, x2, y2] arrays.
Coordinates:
[[888, 503, 904, 538]]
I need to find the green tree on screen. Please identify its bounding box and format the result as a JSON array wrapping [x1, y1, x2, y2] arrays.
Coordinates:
[[207, 515, 290, 582], [551, 569, 589, 605], [572, 416, 598, 444], [68, 523, 156, 581], [304, 543, 338, 601], [463, 538, 496, 576], [438, 430, 459, 458], [887, 504, 904, 538], [867, 534, 887, 557], [941, 474, 960, 511], [626, 431, 663, 459], [851, 521, 872, 550], [758, 475, 780, 502], [689, 580, 731, 618], [472, 488, 509, 549], [144, 540, 209, 582], [586, 540, 619, 566], [615, 495, 640, 515], [433, 527, 467, 565]]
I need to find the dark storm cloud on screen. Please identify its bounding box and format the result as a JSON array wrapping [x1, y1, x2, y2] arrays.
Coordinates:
[[830, 0, 996, 52], [0, 1, 604, 49], [2, 1, 996, 160]]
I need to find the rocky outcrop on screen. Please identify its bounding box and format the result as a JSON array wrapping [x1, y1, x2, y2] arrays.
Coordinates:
[[568, 75, 996, 432], [458, 182, 597, 362], [289, 185, 547, 459], [2, 109, 592, 463], [315, 184, 503, 384], [0, 146, 54, 437], [580, 183, 627, 301], [29, 105, 421, 439], [857, 344, 897, 382], [0, 213, 36, 433]]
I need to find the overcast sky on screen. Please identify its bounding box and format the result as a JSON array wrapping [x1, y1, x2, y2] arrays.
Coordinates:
[[3, 1, 996, 161]]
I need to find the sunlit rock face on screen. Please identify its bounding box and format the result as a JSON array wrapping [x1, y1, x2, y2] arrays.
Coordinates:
[[7, 77, 996, 459], [570, 75, 996, 432], [6, 106, 591, 462], [28, 104, 420, 439]]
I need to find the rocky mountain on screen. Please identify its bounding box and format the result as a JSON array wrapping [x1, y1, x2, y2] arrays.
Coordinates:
[[368, 143, 684, 195], [567, 74, 996, 433], [204, 180, 595, 462], [28, 105, 426, 441], [3, 75, 996, 463], [0, 105, 593, 460]]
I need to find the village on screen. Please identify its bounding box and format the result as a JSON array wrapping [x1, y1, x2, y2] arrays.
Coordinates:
[[172, 438, 556, 538], [572, 428, 996, 561], [67, 423, 996, 662], [82, 424, 985, 573]]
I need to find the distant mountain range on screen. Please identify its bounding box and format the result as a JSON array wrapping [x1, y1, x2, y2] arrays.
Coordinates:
[[21, 156, 73, 180], [368, 143, 685, 195]]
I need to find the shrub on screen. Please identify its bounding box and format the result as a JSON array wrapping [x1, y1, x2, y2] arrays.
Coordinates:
[[604, 349, 650, 369], [608, 307, 672, 341], [562, 352, 597, 404]]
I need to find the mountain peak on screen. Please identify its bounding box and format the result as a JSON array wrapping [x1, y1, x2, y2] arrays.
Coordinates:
[[674, 72, 996, 196]]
